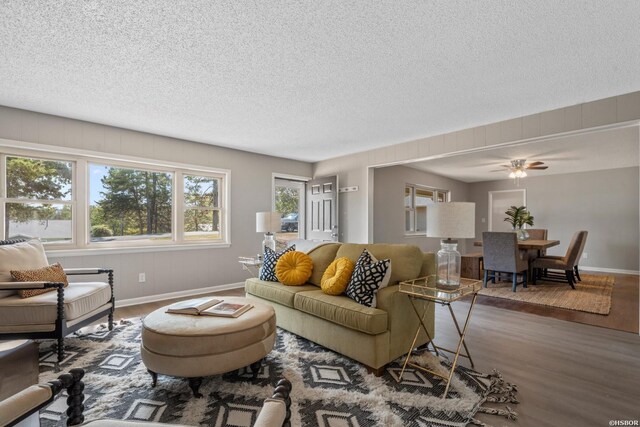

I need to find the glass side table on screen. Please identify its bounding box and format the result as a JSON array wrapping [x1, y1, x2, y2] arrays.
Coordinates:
[[238, 256, 263, 278], [398, 275, 482, 398]]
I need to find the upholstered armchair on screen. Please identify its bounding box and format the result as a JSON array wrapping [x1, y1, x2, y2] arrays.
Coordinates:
[[0, 239, 114, 364], [482, 232, 528, 292], [0, 369, 293, 427]]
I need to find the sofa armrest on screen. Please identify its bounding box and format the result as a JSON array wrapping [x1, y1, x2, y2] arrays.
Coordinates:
[[0, 281, 63, 291], [0, 369, 85, 427], [376, 283, 434, 357], [255, 378, 292, 427]]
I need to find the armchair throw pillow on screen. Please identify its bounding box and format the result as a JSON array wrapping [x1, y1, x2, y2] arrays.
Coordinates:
[[346, 249, 392, 308], [320, 257, 355, 295], [275, 251, 313, 286], [11, 263, 69, 298], [259, 245, 295, 282], [0, 239, 49, 298]]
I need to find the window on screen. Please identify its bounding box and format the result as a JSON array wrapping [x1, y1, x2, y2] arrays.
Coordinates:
[[1, 148, 229, 250], [89, 164, 173, 242], [5, 156, 74, 244], [273, 178, 305, 243], [183, 174, 222, 241], [405, 184, 449, 234]]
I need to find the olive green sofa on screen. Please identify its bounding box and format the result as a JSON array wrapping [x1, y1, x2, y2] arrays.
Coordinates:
[[245, 243, 435, 374]]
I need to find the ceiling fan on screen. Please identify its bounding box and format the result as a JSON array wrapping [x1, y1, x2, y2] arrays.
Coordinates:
[[493, 159, 548, 181]]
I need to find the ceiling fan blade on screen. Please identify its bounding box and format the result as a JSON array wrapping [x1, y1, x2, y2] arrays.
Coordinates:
[[527, 161, 545, 167], [490, 169, 507, 172], [527, 166, 548, 170]]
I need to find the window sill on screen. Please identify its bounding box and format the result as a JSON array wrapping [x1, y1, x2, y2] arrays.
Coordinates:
[[404, 233, 427, 238], [46, 242, 231, 257]]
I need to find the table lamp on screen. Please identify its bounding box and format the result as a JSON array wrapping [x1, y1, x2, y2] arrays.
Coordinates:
[[426, 202, 475, 289], [256, 211, 280, 255]]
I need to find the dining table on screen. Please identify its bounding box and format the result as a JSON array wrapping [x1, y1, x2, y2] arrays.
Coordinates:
[[473, 239, 561, 282], [473, 239, 560, 251]]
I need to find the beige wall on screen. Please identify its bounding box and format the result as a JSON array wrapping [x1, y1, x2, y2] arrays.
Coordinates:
[[468, 167, 640, 272], [373, 165, 470, 253], [314, 91, 640, 247], [0, 106, 313, 302]]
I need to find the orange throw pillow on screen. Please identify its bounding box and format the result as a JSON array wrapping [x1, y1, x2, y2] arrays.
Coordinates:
[[321, 257, 355, 295], [275, 251, 313, 286], [11, 263, 69, 298]]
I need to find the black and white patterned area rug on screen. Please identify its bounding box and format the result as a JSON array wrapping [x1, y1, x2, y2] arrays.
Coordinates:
[[38, 319, 518, 427]]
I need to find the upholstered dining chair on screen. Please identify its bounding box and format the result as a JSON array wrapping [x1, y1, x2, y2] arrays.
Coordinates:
[[482, 232, 529, 292], [525, 228, 548, 262], [531, 230, 588, 289]]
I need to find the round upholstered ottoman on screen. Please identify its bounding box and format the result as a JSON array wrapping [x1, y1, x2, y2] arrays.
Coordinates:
[[140, 296, 276, 397]]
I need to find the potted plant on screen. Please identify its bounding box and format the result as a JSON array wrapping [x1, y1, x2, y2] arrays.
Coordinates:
[[504, 206, 534, 240]]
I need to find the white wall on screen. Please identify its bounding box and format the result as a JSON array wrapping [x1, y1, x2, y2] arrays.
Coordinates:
[[373, 165, 470, 253], [0, 106, 313, 302], [468, 167, 640, 272]]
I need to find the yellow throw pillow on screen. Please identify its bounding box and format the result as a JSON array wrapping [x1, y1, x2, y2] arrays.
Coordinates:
[[11, 263, 69, 298], [321, 257, 355, 295], [276, 251, 313, 286]]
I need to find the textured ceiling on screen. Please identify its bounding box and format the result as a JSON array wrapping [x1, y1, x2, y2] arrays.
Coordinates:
[[404, 126, 640, 182], [1, 1, 639, 162]]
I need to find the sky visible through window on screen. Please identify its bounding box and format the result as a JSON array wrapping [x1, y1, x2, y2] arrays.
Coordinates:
[[90, 164, 108, 206]]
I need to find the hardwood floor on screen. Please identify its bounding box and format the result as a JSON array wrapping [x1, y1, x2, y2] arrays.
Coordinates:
[[440, 299, 640, 427], [111, 282, 640, 427]]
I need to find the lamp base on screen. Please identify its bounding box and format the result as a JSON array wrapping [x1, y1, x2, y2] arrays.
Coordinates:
[[262, 233, 276, 254], [436, 239, 461, 289]]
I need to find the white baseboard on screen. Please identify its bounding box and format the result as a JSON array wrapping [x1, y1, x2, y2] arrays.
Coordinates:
[[116, 282, 245, 308], [580, 266, 639, 275]]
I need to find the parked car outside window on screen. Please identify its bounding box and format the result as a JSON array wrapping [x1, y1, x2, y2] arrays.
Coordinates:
[[280, 213, 299, 232]]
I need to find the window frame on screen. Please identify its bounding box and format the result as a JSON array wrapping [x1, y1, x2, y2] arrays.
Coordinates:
[[0, 144, 230, 253], [2, 153, 76, 245], [404, 183, 450, 236]]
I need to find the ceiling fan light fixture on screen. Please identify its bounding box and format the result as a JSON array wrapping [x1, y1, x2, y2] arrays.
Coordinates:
[[508, 171, 516, 178]]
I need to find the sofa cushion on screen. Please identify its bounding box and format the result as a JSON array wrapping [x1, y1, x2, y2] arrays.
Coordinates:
[[245, 278, 318, 308], [336, 244, 422, 284], [0, 282, 111, 327], [294, 290, 388, 335], [259, 245, 295, 282], [0, 240, 49, 298], [321, 257, 354, 295], [275, 251, 313, 286], [306, 243, 341, 286], [11, 263, 69, 298]]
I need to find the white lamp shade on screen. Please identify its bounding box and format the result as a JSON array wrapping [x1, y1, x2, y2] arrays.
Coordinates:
[[426, 202, 475, 239], [256, 211, 281, 233]]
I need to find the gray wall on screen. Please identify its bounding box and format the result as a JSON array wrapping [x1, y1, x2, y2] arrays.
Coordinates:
[[0, 106, 313, 302], [373, 165, 470, 253], [467, 167, 640, 271]]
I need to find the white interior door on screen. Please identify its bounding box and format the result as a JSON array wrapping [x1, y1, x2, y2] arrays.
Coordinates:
[[488, 189, 526, 231], [306, 176, 338, 241]]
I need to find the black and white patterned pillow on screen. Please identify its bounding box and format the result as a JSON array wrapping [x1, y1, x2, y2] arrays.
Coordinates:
[[346, 249, 392, 308], [259, 245, 295, 282]]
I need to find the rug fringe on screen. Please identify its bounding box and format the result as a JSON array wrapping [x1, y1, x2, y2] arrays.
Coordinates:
[[485, 391, 519, 404], [477, 405, 518, 421]]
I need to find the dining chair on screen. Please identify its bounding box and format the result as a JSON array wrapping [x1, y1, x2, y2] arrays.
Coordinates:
[[531, 230, 588, 289], [525, 228, 548, 262], [482, 232, 528, 292]]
